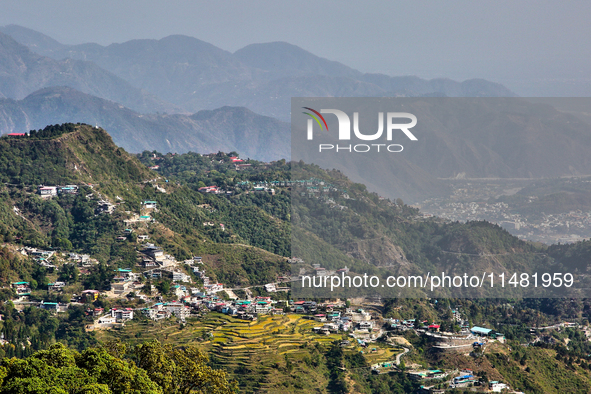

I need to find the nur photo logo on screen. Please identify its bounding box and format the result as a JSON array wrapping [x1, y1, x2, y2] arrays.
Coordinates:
[[302, 107, 418, 153]]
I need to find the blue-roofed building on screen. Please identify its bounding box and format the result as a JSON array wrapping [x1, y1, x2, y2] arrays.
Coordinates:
[[40, 302, 59, 312], [471, 326, 493, 336]]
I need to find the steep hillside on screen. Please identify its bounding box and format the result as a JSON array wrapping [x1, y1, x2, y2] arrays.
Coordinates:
[[0, 123, 580, 297], [0, 124, 290, 285], [0, 123, 152, 187], [142, 154, 570, 297]]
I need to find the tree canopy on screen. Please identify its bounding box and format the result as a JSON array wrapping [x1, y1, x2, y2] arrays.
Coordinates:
[[0, 341, 235, 394]]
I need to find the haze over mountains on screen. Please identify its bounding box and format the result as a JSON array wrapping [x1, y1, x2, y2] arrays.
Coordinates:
[[0, 86, 290, 162], [2, 25, 591, 202], [0, 25, 515, 121], [293, 97, 591, 202], [0, 31, 177, 114]]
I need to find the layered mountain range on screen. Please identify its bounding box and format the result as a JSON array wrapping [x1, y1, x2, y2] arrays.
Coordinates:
[[2, 25, 591, 202], [0, 24, 515, 121], [0, 86, 290, 162]]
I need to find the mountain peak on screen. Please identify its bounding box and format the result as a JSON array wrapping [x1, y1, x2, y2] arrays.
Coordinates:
[[0, 24, 65, 55], [234, 41, 361, 78], [0, 123, 152, 188]]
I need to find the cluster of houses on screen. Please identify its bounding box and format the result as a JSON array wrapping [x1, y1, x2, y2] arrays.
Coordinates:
[[236, 178, 333, 189], [197, 296, 280, 321], [7, 282, 72, 310], [110, 268, 140, 295], [185, 259, 224, 294], [389, 319, 441, 332], [141, 302, 191, 321], [16, 247, 60, 269], [38, 185, 79, 198], [16, 250, 98, 279], [12, 282, 31, 297], [414, 369, 514, 393], [112, 293, 279, 325], [311, 307, 377, 337], [94, 296, 206, 327], [97, 302, 196, 327]]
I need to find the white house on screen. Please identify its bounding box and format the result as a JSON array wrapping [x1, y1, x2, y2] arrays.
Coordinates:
[[111, 308, 134, 321], [489, 381, 509, 392], [39, 186, 57, 197], [163, 302, 191, 320], [143, 201, 157, 209], [173, 271, 192, 283]]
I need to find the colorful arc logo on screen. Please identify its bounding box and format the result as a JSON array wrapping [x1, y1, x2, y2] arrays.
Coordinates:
[[302, 107, 328, 131]]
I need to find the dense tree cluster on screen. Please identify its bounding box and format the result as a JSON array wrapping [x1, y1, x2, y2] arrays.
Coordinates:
[[28, 123, 78, 140], [0, 340, 235, 394]]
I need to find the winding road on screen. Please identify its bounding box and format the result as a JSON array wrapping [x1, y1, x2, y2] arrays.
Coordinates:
[[396, 347, 409, 365]]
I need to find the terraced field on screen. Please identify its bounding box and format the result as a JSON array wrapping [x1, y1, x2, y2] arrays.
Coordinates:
[[96, 313, 405, 392]]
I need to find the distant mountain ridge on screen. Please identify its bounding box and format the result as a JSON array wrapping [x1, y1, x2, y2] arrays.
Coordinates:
[[0, 31, 178, 114], [3, 87, 591, 202], [0, 86, 290, 162], [0, 25, 516, 121]]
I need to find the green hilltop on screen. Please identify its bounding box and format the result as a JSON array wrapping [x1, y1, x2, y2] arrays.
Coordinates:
[[1, 124, 591, 393], [0, 123, 585, 298], [0, 124, 289, 286]]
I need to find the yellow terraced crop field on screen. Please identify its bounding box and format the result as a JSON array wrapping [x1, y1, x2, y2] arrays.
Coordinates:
[[96, 313, 404, 392]]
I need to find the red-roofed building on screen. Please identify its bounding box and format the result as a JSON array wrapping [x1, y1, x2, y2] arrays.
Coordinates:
[[198, 186, 219, 194]]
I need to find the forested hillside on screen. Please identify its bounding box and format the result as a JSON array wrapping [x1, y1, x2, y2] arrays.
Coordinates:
[[1, 125, 591, 392]]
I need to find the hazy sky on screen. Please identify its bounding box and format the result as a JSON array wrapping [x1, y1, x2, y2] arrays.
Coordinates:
[[2, 0, 590, 96]]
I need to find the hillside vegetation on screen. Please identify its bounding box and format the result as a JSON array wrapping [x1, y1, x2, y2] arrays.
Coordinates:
[[1, 125, 591, 392]]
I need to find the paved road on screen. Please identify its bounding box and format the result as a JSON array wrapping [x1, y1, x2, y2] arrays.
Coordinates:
[[396, 347, 409, 365]]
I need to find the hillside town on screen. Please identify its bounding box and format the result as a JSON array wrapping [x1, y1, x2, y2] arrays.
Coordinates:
[[419, 178, 591, 244], [5, 225, 582, 394]]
